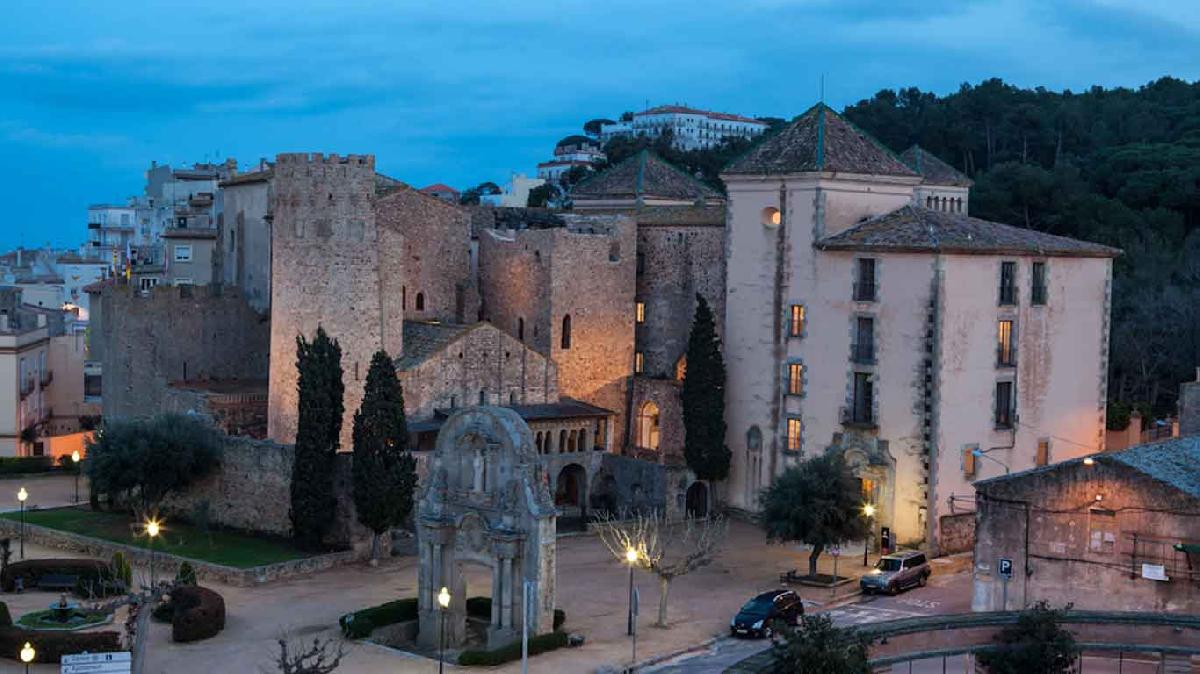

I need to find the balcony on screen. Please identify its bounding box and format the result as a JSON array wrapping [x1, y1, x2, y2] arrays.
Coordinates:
[[841, 406, 877, 429]]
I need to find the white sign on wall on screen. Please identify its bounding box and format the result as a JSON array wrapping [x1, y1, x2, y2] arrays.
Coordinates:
[[1141, 563, 1169, 581], [61, 651, 131, 674]]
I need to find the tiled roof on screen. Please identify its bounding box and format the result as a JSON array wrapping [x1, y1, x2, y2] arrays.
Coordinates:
[[571, 151, 720, 203], [815, 205, 1120, 258], [420, 183, 459, 195], [408, 398, 615, 433], [724, 103, 918, 177], [581, 205, 725, 226], [899, 146, 973, 187], [397, 320, 479, 370]]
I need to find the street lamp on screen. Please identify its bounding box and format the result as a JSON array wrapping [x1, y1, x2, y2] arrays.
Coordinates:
[[437, 586, 451, 674], [70, 450, 81, 503], [145, 518, 161, 588], [862, 503, 876, 567], [625, 546, 638, 636], [20, 641, 34, 673], [1083, 456, 1095, 466], [17, 487, 28, 560], [971, 448, 1010, 475]]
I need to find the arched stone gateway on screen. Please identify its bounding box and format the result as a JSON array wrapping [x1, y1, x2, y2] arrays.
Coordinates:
[[555, 463, 588, 514], [685, 481, 709, 517], [417, 407, 557, 651]]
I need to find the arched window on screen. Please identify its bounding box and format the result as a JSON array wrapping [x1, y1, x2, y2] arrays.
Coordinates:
[[561, 314, 572, 349], [957, 198, 964, 213], [637, 402, 660, 451], [568, 430, 577, 452], [478, 389, 486, 405], [415, 292, 425, 311], [510, 391, 517, 404], [579, 428, 589, 452], [747, 425, 762, 452], [925, 196, 933, 208], [517, 317, 525, 342], [402, 286, 407, 310], [536, 432, 543, 454], [675, 355, 688, 382], [559, 429, 567, 454]]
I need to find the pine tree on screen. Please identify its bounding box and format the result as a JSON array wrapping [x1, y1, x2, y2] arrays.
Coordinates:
[[352, 350, 418, 564], [290, 326, 344, 551], [681, 294, 731, 482]]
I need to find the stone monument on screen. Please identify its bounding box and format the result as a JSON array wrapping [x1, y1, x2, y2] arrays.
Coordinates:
[[416, 406, 557, 650]]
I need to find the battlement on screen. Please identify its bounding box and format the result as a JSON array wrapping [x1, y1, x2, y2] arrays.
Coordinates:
[[275, 153, 375, 168]]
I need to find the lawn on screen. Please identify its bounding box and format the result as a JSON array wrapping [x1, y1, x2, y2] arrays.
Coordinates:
[[0, 507, 311, 568]]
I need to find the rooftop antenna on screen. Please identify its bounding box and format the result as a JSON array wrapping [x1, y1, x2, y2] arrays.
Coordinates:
[[820, 74, 826, 105]]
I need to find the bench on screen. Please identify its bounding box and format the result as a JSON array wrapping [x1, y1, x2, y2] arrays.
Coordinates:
[[37, 574, 79, 591]]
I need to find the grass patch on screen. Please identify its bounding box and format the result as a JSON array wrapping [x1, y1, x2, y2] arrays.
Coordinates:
[[16, 608, 110, 631], [0, 507, 310, 568]]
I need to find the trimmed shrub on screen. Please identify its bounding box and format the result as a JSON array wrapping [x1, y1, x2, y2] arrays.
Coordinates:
[[170, 586, 226, 643], [339, 598, 419, 639], [0, 457, 54, 475], [1, 558, 109, 593], [151, 599, 174, 623], [0, 603, 120, 663], [0, 602, 10, 627], [110, 551, 132, 588], [458, 631, 570, 666], [464, 596, 565, 631]]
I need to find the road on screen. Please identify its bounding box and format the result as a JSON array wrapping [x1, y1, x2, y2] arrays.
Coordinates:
[[643, 565, 973, 674]]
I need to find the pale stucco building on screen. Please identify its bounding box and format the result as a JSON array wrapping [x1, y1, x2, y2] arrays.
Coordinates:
[[721, 104, 1119, 552]]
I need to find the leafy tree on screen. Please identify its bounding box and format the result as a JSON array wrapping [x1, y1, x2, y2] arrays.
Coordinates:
[[458, 181, 502, 206], [290, 326, 344, 551], [681, 294, 730, 482], [977, 601, 1079, 674], [526, 183, 556, 208], [759, 453, 867, 577], [85, 414, 223, 515], [771, 614, 871, 674], [352, 350, 418, 564], [583, 118, 614, 136]]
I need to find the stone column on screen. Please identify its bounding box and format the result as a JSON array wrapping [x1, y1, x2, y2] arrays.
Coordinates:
[[501, 556, 513, 628], [490, 564, 502, 628]]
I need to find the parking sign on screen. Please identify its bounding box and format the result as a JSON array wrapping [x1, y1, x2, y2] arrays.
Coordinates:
[[998, 558, 1013, 580]]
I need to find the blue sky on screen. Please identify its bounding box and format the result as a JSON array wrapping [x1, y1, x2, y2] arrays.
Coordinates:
[[2, 0, 1198, 251]]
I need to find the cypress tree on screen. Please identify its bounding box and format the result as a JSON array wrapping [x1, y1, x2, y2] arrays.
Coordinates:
[[352, 350, 418, 563], [681, 294, 731, 482], [290, 326, 344, 550]]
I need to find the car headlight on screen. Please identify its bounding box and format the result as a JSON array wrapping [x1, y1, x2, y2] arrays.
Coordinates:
[[752, 619, 764, 630]]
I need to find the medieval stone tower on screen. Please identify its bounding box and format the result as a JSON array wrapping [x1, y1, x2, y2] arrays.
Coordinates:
[[267, 153, 404, 448]]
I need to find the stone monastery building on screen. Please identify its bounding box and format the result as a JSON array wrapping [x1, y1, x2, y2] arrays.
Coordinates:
[[89, 103, 1118, 551]]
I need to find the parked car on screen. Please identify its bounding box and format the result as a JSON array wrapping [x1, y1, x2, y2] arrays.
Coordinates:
[[729, 589, 804, 638], [859, 550, 931, 595]]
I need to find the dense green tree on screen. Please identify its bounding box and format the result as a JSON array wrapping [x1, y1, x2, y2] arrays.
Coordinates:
[[352, 350, 418, 564], [290, 326, 345, 551], [85, 413, 223, 516], [583, 118, 614, 136], [458, 181, 501, 206], [978, 602, 1079, 674], [526, 183, 556, 208], [760, 452, 867, 577], [771, 614, 871, 674], [680, 294, 730, 482]]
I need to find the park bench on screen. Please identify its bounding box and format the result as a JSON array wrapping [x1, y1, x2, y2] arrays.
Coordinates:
[[37, 574, 79, 591]]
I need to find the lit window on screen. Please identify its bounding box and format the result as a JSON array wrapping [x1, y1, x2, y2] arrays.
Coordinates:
[[789, 305, 805, 337], [635, 352, 644, 374], [787, 363, 803, 395], [638, 402, 660, 450], [636, 302, 645, 324], [997, 320, 1015, 366], [786, 418, 802, 451], [173, 245, 193, 263], [762, 207, 781, 228]]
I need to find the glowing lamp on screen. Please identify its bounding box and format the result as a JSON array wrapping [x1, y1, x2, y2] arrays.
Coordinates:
[[437, 586, 451, 609]]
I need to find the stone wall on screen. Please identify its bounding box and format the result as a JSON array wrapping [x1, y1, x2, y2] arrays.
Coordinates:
[[631, 376, 684, 463], [218, 176, 273, 313], [376, 185, 478, 324], [90, 283, 269, 421], [938, 511, 975, 555]]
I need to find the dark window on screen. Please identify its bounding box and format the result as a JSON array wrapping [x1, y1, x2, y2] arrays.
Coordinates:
[[636, 252, 645, 276], [854, 259, 876, 302], [517, 317, 525, 341], [995, 381, 1014, 428], [415, 292, 425, 311], [84, 373, 102, 399], [1031, 262, 1047, 305], [401, 286, 406, 310], [561, 314, 572, 349], [997, 320, 1015, 366], [851, 373, 874, 425], [999, 262, 1016, 305], [852, 317, 875, 364], [479, 390, 485, 405]]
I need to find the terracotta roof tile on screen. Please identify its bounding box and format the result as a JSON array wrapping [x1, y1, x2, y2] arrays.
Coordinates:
[[899, 146, 973, 187], [572, 151, 720, 203]]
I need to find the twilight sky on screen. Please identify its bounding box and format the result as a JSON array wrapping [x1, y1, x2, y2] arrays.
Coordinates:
[[2, 0, 1198, 252]]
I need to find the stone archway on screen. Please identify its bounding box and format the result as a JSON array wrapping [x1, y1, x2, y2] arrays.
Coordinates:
[[555, 464, 587, 512], [417, 407, 557, 651], [685, 481, 709, 517]]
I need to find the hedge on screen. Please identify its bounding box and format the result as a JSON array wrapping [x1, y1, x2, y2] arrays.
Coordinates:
[[458, 631, 570, 666], [465, 596, 565, 631], [170, 586, 226, 643], [0, 456, 54, 475], [1, 558, 110, 593], [339, 598, 419, 639], [0, 601, 120, 663]]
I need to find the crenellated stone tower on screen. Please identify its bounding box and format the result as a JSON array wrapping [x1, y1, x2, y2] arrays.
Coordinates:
[[267, 153, 404, 448]]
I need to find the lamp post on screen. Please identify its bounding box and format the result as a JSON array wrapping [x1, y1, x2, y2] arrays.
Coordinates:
[[70, 450, 81, 503], [862, 503, 876, 567], [625, 547, 638, 636], [437, 586, 451, 674], [17, 487, 27, 560], [19, 641, 34, 674], [145, 518, 161, 589], [971, 448, 1010, 475]]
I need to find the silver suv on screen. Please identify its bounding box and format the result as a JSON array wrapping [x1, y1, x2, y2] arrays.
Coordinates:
[[860, 550, 930, 595]]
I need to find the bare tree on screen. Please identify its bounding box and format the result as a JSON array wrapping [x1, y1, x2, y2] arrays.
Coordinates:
[[594, 511, 727, 627], [267, 635, 345, 674]]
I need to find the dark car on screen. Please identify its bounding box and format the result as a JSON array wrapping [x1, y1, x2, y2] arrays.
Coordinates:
[[729, 589, 804, 638], [859, 550, 931, 595]]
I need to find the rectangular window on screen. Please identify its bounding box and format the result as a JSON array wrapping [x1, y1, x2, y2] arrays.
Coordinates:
[[851, 373, 874, 425], [139, 277, 159, 291], [1088, 508, 1117, 554], [852, 316, 875, 364], [636, 302, 645, 324], [787, 363, 803, 396], [786, 418, 802, 451], [962, 445, 978, 478], [1031, 262, 1047, 305], [995, 381, 1014, 429], [854, 259, 877, 302], [634, 351, 644, 374], [997, 320, 1015, 366], [173, 245, 193, 262], [999, 261, 1017, 305], [1036, 439, 1050, 467], [789, 304, 805, 337]]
